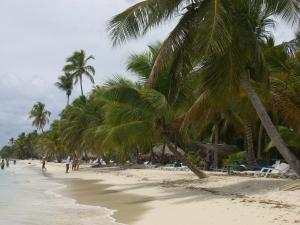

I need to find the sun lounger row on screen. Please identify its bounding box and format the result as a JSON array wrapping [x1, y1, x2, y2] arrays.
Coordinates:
[[230, 162, 299, 179]]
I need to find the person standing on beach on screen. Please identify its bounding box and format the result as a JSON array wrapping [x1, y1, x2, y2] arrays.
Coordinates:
[[1, 160, 5, 170], [72, 153, 77, 171], [6, 159, 9, 167], [76, 157, 80, 171], [66, 156, 71, 173], [205, 150, 213, 171]]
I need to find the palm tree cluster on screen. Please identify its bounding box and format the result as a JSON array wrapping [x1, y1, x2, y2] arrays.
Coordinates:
[[0, 131, 39, 159], [2, 0, 300, 178], [107, 0, 300, 174], [55, 49, 96, 105]]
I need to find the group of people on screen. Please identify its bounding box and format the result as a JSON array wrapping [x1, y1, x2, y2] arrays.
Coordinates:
[[1, 159, 16, 170], [41, 153, 80, 173], [65, 153, 80, 173]]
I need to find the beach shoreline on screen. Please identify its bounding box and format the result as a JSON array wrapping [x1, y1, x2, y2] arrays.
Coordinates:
[[25, 160, 300, 225]]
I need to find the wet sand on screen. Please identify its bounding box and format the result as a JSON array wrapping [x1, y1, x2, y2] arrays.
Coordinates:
[[54, 178, 152, 224]]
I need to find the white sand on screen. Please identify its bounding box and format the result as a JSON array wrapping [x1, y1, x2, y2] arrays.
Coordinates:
[[25, 160, 300, 225]]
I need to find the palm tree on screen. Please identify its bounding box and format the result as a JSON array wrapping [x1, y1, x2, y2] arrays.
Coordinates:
[[38, 121, 68, 162], [28, 102, 51, 133], [108, 0, 300, 174], [63, 50, 95, 97], [55, 73, 73, 106], [101, 77, 207, 178], [9, 137, 14, 146], [60, 93, 105, 154]]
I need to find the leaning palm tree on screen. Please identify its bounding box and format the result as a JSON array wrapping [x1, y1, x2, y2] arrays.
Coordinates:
[[28, 102, 51, 133], [63, 50, 95, 97], [108, 0, 300, 174], [55, 73, 73, 106], [100, 77, 207, 178]]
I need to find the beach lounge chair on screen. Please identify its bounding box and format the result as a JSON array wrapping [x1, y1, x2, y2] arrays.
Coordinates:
[[257, 162, 290, 178], [100, 158, 106, 166], [161, 163, 190, 171], [90, 158, 107, 168]]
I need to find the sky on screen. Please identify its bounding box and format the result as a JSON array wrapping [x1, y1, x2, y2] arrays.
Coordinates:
[[0, 0, 297, 147]]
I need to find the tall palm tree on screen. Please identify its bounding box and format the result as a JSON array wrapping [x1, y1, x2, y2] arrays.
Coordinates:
[[63, 50, 95, 97], [9, 137, 14, 146], [28, 102, 51, 133], [55, 73, 73, 106], [108, 0, 300, 174]]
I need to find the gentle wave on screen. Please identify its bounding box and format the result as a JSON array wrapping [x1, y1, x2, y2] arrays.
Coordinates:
[[0, 162, 124, 225]]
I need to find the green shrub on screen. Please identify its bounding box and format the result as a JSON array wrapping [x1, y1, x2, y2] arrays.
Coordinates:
[[187, 152, 206, 167], [223, 151, 246, 166]]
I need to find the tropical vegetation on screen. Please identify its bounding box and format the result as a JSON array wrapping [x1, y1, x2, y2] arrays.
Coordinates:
[[1, 0, 300, 178]]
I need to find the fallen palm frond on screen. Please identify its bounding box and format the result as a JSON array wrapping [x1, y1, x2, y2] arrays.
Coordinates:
[[280, 181, 300, 191]]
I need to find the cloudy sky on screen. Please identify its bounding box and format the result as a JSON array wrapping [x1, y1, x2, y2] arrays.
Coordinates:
[[0, 0, 297, 147]]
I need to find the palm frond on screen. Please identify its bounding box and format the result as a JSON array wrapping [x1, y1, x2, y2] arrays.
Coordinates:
[[107, 0, 186, 45], [101, 121, 155, 149]]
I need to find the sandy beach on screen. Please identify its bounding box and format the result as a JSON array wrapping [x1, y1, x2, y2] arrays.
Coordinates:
[[26, 160, 300, 225]]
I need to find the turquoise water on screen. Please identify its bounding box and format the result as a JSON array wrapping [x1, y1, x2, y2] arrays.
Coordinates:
[[0, 162, 120, 225]]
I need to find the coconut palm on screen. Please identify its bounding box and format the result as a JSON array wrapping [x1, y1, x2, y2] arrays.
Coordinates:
[[265, 41, 300, 131], [60, 93, 105, 155], [55, 73, 73, 106], [101, 77, 207, 178], [108, 0, 300, 174], [38, 121, 68, 162], [9, 137, 14, 146], [63, 50, 95, 97], [28, 102, 51, 133]]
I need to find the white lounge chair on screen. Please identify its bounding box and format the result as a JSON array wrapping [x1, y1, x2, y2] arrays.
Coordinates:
[[258, 163, 290, 178]]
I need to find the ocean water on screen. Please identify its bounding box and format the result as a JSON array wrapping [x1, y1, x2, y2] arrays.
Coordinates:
[[0, 162, 121, 225]]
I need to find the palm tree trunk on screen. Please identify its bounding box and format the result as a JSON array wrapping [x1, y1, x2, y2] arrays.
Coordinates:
[[67, 94, 70, 106], [161, 143, 166, 164], [136, 148, 139, 161], [213, 123, 219, 169], [241, 76, 300, 175], [167, 143, 207, 179], [257, 123, 264, 160], [243, 119, 256, 165], [80, 76, 84, 96]]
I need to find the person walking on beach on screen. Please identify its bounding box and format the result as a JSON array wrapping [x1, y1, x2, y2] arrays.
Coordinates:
[[66, 156, 71, 173], [1, 160, 5, 170], [42, 157, 46, 170], [6, 159, 9, 167], [13, 160, 16, 165]]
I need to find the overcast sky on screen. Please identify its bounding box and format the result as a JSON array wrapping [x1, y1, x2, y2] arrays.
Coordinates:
[[0, 0, 297, 147]]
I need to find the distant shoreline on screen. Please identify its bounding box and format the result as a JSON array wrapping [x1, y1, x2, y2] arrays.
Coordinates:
[[24, 160, 300, 225]]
